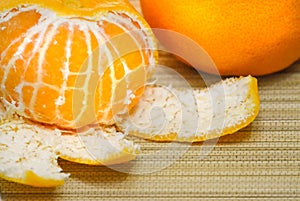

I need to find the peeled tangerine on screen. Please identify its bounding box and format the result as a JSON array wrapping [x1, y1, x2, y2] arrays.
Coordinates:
[[0, 0, 157, 129], [0, 1, 260, 187]]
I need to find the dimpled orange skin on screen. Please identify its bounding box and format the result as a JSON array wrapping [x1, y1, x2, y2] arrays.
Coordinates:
[[140, 0, 300, 76], [0, 0, 157, 129]]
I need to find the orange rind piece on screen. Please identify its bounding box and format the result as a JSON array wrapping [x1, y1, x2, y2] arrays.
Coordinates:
[[0, 105, 139, 187], [117, 76, 260, 142]]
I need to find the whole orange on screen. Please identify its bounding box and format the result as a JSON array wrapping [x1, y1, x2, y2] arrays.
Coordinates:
[[140, 0, 300, 75]]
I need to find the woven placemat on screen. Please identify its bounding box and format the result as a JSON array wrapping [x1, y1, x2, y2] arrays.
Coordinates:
[[1, 1, 300, 200]]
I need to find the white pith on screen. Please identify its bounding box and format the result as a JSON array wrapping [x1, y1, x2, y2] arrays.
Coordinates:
[[117, 76, 258, 140], [0, 103, 139, 182]]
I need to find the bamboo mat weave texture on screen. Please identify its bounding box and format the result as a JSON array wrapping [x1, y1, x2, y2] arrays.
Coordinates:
[[0, 0, 300, 200]]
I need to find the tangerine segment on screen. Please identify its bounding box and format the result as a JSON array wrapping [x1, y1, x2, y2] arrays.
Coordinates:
[[0, 3, 157, 129], [117, 76, 260, 142], [0, 10, 41, 54]]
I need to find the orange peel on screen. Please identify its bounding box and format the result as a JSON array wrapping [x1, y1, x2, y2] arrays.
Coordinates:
[[0, 104, 139, 187], [117, 76, 260, 142]]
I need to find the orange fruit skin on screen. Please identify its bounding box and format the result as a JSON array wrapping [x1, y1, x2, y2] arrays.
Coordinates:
[[0, 0, 157, 129], [140, 0, 300, 76], [0, 171, 64, 187]]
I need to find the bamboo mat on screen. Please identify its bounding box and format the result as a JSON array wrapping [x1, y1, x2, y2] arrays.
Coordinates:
[[1, 1, 300, 200]]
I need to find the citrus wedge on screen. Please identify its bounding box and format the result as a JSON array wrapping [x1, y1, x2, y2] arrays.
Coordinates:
[[117, 76, 260, 142]]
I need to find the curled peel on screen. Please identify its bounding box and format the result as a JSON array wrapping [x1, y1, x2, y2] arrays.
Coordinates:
[[117, 76, 260, 142], [0, 105, 139, 187]]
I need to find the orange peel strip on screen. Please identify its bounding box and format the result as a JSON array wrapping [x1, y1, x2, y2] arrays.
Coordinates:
[[116, 76, 260, 142], [0, 105, 138, 187]]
